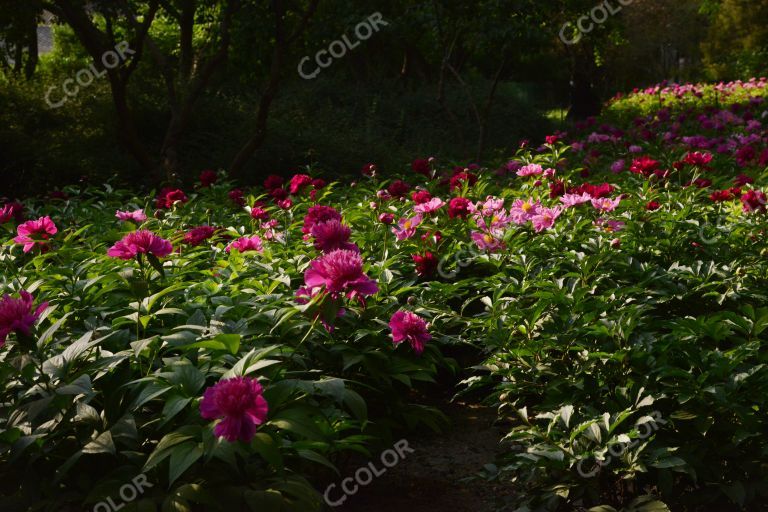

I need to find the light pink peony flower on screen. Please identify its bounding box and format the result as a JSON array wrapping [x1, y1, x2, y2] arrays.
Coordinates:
[[414, 197, 446, 214], [389, 310, 431, 355], [594, 218, 626, 233], [303, 249, 378, 300], [107, 230, 173, 259], [14, 216, 57, 253], [591, 196, 622, 212], [200, 377, 269, 442], [226, 236, 263, 254], [115, 209, 148, 223], [392, 215, 423, 240], [0, 290, 48, 347], [509, 199, 541, 225], [559, 193, 592, 208], [517, 163, 544, 177], [531, 207, 562, 232], [471, 231, 504, 252]]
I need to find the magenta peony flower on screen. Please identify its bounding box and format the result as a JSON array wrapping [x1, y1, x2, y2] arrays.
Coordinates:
[[226, 236, 263, 253], [411, 190, 432, 205], [0, 205, 15, 224], [115, 209, 148, 223], [185, 226, 217, 246], [389, 310, 431, 354], [289, 174, 313, 195], [741, 190, 767, 213], [14, 216, 57, 253], [0, 291, 48, 347], [302, 205, 342, 234], [1, 202, 24, 223], [156, 188, 188, 209], [378, 213, 395, 224], [448, 197, 471, 219], [304, 249, 378, 300], [107, 230, 173, 260], [200, 376, 269, 442], [199, 170, 218, 187], [310, 219, 358, 253]]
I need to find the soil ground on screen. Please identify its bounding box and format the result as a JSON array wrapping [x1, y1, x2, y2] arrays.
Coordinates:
[[335, 401, 515, 512]]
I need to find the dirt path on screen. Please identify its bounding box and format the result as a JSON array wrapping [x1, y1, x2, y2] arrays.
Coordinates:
[[335, 401, 514, 512]]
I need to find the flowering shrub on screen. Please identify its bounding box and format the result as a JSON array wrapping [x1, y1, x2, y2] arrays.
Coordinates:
[[1, 77, 767, 511]]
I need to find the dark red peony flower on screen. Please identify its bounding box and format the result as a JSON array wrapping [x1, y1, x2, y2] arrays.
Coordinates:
[[448, 197, 471, 219], [412, 252, 438, 278], [200, 170, 218, 187], [387, 180, 411, 198]]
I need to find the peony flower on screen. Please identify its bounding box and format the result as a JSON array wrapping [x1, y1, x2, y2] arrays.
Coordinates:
[[378, 213, 395, 224], [156, 188, 188, 209], [448, 197, 471, 219], [531, 207, 562, 232], [517, 163, 544, 177], [200, 377, 269, 443], [559, 193, 592, 208], [414, 197, 445, 214], [303, 205, 342, 235], [387, 180, 411, 198], [199, 170, 218, 187], [250, 207, 270, 221], [229, 189, 246, 207], [610, 160, 626, 173], [310, 220, 358, 253], [389, 310, 431, 354], [277, 198, 293, 209], [0, 205, 15, 224], [14, 216, 57, 253], [185, 226, 217, 246], [471, 231, 504, 252], [449, 171, 477, 191], [107, 230, 173, 259], [303, 249, 378, 301], [646, 201, 661, 211], [116, 209, 147, 223], [312, 178, 327, 190], [591, 197, 622, 212], [411, 158, 431, 176], [741, 190, 767, 213], [226, 236, 264, 253], [594, 218, 626, 233], [411, 190, 432, 204], [412, 252, 438, 278], [509, 199, 541, 225], [361, 163, 378, 177], [392, 215, 423, 240], [264, 174, 284, 190], [0, 290, 48, 347], [289, 174, 313, 194]]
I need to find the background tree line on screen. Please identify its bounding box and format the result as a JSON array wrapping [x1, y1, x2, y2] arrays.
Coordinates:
[[0, 0, 766, 195]]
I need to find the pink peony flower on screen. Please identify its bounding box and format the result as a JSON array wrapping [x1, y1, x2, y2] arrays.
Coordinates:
[[185, 226, 217, 246], [107, 230, 173, 259], [392, 215, 423, 240], [115, 209, 148, 223], [414, 197, 445, 214], [303, 249, 378, 300], [471, 231, 504, 252], [200, 376, 269, 442], [310, 220, 358, 253], [14, 216, 57, 253], [0, 290, 48, 347], [559, 193, 592, 208], [517, 163, 544, 177], [389, 310, 431, 354], [226, 236, 264, 253], [509, 199, 541, 225], [591, 196, 622, 212], [531, 207, 562, 232]]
